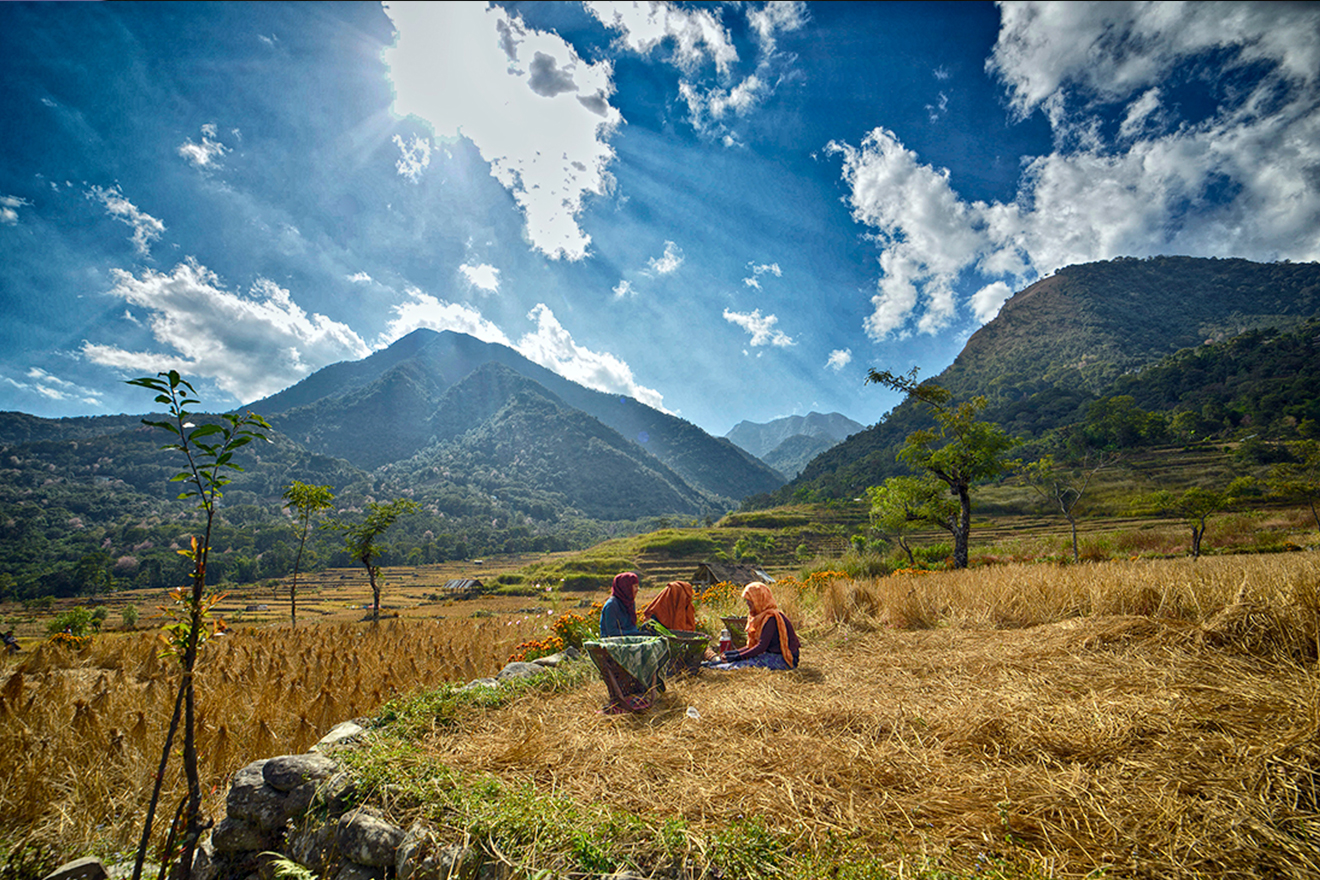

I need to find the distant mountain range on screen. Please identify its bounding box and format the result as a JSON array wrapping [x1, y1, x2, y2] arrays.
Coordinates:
[[725, 412, 864, 478], [765, 256, 1320, 503], [252, 328, 784, 507]]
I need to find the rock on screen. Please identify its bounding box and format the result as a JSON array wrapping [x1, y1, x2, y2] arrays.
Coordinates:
[[40, 857, 107, 880], [314, 720, 367, 752], [396, 823, 480, 880], [286, 817, 339, 877], [564, 646, 581, 660], [211, 817, 272, 855], [332, 863, 383, 880], [264, 753, 339, 792], [459, 678, 499, 692], [495, 661, 545, 681], [531, 652, 564, 667], [315, 771, 360, 817], [191, 837, 217, 880], [226, 758, 302, 832], [338, 807, 404, 868]]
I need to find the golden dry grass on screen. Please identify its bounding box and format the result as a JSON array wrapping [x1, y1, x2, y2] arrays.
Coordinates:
[[402, 552, 1320, 877], [6, 551, 1320, 877], [0, 616, 532, 860]]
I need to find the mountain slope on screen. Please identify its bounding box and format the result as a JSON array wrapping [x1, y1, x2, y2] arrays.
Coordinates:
[[390, 364, 708, 519], [763, 257, 1320, 503], [249, 329, 784, 500], [726, 411, 863, 458]]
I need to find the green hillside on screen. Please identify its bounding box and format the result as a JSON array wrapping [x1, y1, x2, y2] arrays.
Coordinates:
[[763, 258, 1320, 505]]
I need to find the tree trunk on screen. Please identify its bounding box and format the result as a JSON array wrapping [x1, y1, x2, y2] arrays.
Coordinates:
[[366, 562, 380, 623], [953, 484, 971, 569], [1067, 514, 1080, 563]]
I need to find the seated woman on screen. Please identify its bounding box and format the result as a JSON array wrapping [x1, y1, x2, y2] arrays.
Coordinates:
[[641, 580, 696, 632], [599, 571, 642, 637], [709, 581, 800, 670], [591, 571, 661, 713]]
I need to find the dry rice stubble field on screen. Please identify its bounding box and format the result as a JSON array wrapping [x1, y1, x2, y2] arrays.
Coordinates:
[[400, 556, 1320, 878], [5, 551, 1320, 878]]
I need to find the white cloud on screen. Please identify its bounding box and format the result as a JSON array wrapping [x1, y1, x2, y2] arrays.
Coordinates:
[[828, 128, 986, 338], [1118, 87, 1161, 140], [392, 134, 432, 183], [516, 304, 668, 410], [826, 349, 852, 372], [925, 90, 948, 123], [459, 262, 501, 294], [723, 308, 794, 347], [831, 2, 1320, 340], [3, 368, 104, 406], [1, 195, 30, 225], [742, 260, 781, 289], [988, 1, 1320, 117], [379, 288, 512, 348], [384, 3, 623, 260], [612, 279, 634, 299], [86, 185, 165, 256], [83, 260, 371, 403], [644, 240, 684, 275], [346, 271, 373, 284], [589, 1, 806, 141], [586, 1, 739, 74], [970, 281, 1014, 324], [177, 125, 230, 168]]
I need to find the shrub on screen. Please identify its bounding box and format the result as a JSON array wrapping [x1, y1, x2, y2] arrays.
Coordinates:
[[121, 604, 140, 630], [46, 607, 94, 638]]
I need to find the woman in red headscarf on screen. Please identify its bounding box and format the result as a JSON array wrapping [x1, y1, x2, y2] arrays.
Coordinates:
[[711, 581, 799, 670]]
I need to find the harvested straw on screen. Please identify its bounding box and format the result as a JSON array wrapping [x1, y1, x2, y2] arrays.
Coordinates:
[[412, 553, 1320, 878]]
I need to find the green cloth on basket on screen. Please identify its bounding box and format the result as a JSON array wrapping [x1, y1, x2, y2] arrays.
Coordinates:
[[585, 635, 667, 688]]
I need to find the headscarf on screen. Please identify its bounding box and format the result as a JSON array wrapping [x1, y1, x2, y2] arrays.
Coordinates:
[[610, 571, 639, 627], [742, 581, 799, 667], [643, 580, 696, 632]]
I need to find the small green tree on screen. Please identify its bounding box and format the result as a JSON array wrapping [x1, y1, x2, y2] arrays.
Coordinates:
[[1021, 451, 1119, 563], [1143, 478, 1254, 558], [867, 369, 1018, 569], [328, 499, 419, 623], [47, 605, 95, 637], [122, 603, 141, 630], [281, 481, 335, 628], [1267, 439, 1320, 532], [127, 371, 269, 880], [866, 474, 957, 567]]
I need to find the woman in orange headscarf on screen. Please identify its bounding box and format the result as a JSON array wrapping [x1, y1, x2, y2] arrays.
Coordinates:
[[709, 581, 800, 670], [641, 580, 696, 632]]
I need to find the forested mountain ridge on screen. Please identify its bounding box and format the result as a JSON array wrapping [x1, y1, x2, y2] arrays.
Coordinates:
[[252, 328, 784, 501], [760, 257, 1320, 504]]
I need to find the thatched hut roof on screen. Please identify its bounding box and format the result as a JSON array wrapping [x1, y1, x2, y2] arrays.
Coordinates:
[[688, 562, 774, 586]]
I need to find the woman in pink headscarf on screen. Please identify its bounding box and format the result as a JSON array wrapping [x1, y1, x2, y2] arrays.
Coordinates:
[[709, 581, 799, 670], [599, 571, 642, 637]]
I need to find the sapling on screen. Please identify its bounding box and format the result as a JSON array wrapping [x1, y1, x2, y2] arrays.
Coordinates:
[[282, 481, 335, 628], [127, 371, 269, 880]]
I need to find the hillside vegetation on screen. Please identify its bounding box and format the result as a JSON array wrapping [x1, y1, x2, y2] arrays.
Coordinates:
[[766, 258, 1320, 505]]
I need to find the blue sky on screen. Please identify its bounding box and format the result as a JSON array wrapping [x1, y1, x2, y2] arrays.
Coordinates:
[[2, 2, 1317, 436]]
